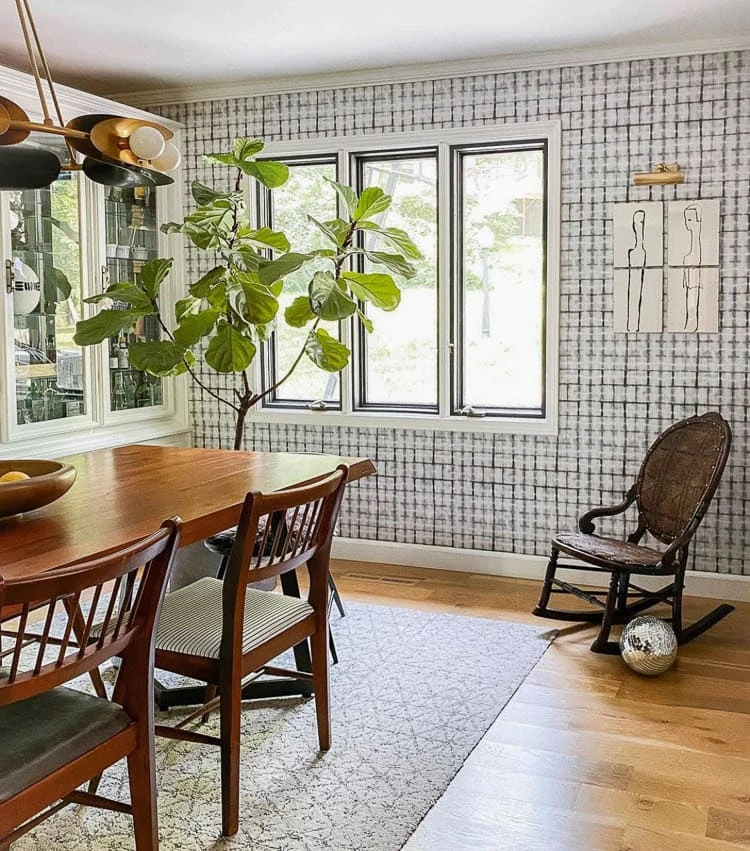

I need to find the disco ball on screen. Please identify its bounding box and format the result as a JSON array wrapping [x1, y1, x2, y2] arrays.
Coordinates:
[[619, 616, 678, 676]]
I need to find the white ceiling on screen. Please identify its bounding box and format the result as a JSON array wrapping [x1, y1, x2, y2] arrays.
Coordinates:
[[0, 0, 748, 97]]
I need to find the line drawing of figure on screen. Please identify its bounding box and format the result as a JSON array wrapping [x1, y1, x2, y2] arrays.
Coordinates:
[[626, 209, 647, 331], [681, 204, 702, 331]]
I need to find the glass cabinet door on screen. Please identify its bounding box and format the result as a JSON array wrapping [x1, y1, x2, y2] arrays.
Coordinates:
[[9, 165, 87, 426], [104, 185, 163, 412]]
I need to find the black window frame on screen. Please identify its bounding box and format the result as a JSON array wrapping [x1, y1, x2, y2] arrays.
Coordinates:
[[449, 139, 549, 420], [256, 153, 342, 410], [350, 146, 440, 415]]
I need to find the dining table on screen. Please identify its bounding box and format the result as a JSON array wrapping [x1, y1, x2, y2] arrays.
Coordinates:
[[0, 442, 376, 707]]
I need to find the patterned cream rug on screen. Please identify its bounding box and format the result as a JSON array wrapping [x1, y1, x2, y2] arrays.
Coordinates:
[[13, 601, 551, 851]]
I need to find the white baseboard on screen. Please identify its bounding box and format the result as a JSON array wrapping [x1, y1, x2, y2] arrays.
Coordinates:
[[331, 538, 750, 603]]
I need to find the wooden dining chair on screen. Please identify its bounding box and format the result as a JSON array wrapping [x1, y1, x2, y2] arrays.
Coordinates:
[[0, 518, 181, 850], [154, 466, 348, 837], [533, 412, 733, 652], [204, 516, 346, 662]]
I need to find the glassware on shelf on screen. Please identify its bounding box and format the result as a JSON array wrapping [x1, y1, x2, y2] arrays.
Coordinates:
[[104, 184, 162, 412], [10, 153, 87, 427]]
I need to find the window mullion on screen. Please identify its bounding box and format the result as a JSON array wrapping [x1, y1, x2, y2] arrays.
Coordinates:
[[437, 142, 452, 419], [338, 148, 355, 415]]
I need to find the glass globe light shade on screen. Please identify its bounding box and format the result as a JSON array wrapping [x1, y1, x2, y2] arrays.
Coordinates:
[[12, 258, 41, 314], [129, 126, 166, 161], [151, 141, 181, 173]]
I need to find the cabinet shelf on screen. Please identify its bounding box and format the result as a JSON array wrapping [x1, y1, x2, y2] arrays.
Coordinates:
[[16, 363, 56, 379]]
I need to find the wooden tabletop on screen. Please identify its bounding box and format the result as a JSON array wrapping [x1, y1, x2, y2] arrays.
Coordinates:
[[0, 444, 375, 580]]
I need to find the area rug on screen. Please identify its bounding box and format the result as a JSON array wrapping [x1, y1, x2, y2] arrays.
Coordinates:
[[13, 602, 552, 851]]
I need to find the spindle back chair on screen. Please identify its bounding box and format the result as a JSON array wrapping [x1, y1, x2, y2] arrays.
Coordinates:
[[0, 517, 181, 849]]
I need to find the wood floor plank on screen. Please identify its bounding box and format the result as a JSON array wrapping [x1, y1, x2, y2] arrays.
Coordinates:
[[574, 784, 709, 836], [460, 740, 634, 791], [621, 824, 745, 850], [706, 808, 750, 845], [507, 686, 750, 759]]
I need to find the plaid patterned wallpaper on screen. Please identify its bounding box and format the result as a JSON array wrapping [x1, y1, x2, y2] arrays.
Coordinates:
[[159, 50, 749, 576]]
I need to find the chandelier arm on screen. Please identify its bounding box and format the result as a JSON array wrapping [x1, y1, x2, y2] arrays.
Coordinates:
[[6, 118, 87, 140], [22, 0, 66, 128], [14, 0, 50, 124]]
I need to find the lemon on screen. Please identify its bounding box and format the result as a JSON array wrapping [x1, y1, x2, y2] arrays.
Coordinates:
[[0, 470, 30, 483]]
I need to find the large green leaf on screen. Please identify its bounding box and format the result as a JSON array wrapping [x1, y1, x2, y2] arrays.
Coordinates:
[[307, 215, 339, 246], [138, 258, 173, 299], [304, 328, 350, 372], [203, 151, 235, 166], [173, 309, 220, 348], [205, 323, 257, 372], [85, 282, 154, 312], [358, 222, 422, 259], [340, 272, 401, 311], [354, 187, 392, 221], [309, 271, 357, 321], [190, 266, 226, 298], [326, 218, 353, 247], [128, 341, 189, 376], [233, 138, 265, 160], [185, 201, 232, 228], [180, 221, 224, 251], [245, 227, 290, 253], [174, 295, 202, 321], [230, 246, 260, 273], [191, 181, 231, 206], [239, 160, 289, 188], [285, 296, 315, 328], [362, 250, 416, 279], [325, 178, 357, 217], [74, 309, 145, 346], [205, 282, 228, 311], [234, 273, 279, 324], [257, 253, 310, 287], [356, 308, 374, 334]]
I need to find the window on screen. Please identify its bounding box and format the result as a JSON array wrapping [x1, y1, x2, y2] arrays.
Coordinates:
[[252, 124, 560, 434]]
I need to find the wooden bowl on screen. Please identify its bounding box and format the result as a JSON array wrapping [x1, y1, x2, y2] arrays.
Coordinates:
[[0, 460, 76, 518]]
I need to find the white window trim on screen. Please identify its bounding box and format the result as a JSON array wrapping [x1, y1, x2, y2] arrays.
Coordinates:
[[247, 122, 561, 436]]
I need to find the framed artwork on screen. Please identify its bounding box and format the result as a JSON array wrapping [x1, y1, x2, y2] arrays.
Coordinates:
[[613, 202, 663, 333], [666, 267, 719, 332], [667, 200, 720, 267], [666, 199, 720, 333], [614, 268, 663, 332]]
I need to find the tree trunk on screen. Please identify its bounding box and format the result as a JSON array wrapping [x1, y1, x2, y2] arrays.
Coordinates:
[[233, 398, 252, 451]]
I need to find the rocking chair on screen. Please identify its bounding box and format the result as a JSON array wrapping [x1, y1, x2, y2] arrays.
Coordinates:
[[533, 411, 733, 653]]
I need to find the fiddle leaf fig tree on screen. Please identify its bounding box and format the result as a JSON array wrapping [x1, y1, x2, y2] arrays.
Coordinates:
[[74, 138, 420, 449]]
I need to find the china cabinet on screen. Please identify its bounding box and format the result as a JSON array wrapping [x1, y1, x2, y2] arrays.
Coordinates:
[[0, 65, 189, 460]]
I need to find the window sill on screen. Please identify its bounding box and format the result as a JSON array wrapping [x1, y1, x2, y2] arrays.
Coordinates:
[[247, 408, 557, 435]]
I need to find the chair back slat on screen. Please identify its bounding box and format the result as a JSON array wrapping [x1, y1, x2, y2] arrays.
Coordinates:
[[32, 599, 58, 675], [96, 577, 122, 651], [0, 518, 181, 706], [221, 466, 348, 654], [636, 412, 731, 544], [55, 591, 79, 666]]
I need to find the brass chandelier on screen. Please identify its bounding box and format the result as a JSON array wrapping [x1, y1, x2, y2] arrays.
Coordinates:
[[0, 0, 181, 190]]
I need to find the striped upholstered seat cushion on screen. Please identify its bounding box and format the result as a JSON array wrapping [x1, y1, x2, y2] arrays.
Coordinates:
[[155, 577, 313, 659]]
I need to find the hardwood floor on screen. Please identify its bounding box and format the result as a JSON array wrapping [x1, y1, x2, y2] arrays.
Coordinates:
[[331, 559, 750, 851]]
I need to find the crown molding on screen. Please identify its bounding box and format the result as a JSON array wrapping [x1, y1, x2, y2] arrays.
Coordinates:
[[112, 35, 750, 108], [0, 63, 182, 127]]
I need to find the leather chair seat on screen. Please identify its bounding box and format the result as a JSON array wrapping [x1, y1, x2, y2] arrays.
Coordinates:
[[0, 681, 130, 803]]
